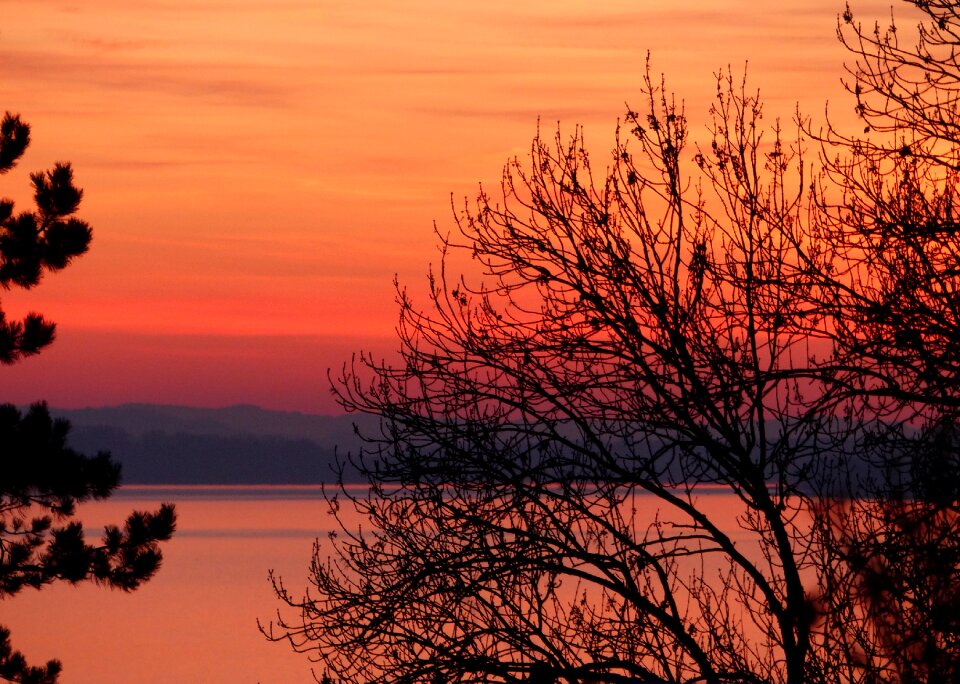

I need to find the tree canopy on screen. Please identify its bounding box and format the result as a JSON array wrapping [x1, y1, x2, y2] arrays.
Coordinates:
[[267, 2, 960, 683], [0, 112, 176, 684]]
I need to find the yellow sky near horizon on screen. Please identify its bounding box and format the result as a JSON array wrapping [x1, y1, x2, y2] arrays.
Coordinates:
[[0, 0, 903, 411]]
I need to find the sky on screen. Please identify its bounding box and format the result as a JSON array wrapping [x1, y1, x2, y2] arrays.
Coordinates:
[[0, 0, 898, 413]]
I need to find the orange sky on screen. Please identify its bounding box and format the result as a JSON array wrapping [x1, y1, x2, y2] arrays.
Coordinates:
[[0, 0, 898, 412]]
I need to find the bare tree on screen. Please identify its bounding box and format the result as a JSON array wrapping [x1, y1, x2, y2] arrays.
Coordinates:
[[794, 3, 960, 681], [267, 4, 960, 683], [838, 0, 960, 164], [811, 447, 960, 683], [266, 66, 845, 684]]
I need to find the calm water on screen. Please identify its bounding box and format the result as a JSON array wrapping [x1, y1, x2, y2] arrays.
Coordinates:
[[1, 486, 772, 683], [1, 486, 339, 684]]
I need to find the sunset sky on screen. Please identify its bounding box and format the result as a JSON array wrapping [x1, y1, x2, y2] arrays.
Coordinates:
[[1, 0, 895, 413]]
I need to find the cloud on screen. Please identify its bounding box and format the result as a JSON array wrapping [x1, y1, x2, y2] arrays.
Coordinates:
[[2, 48, 293, 109]]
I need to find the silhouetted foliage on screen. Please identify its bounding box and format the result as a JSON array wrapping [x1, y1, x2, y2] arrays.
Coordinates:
[[0, 113, 176, 683], [267, 3, 960, 683], [0, 113, 91, 364], [798, 3, 960, 681]]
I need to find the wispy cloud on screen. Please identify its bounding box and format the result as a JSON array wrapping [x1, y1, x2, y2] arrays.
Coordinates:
[[3, 48, 292, 108]]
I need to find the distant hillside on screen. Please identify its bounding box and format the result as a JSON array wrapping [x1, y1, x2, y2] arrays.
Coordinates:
[[51, 404, 377, 485], [48, 403, 882, 492]]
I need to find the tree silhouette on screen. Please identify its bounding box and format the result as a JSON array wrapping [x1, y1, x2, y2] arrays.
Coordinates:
[[265, 3, 960, 683], [811, 451, 960, 683], [265, 67, 842, 683], [0, 112, 176, 683], [798, 3, 960, 680], [0, 113, 90, 364]]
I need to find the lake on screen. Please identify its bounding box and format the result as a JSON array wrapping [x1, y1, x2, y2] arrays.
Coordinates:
[[1, 486, 338, 684], [1, 485, 789, 683]]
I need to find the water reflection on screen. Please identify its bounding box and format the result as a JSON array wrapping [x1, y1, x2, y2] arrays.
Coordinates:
[[2, 486, 332, 684], [0, 486, 803, 683]]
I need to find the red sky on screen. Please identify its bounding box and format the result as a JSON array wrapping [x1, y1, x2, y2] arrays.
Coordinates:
[[1, 0, 896, 413]]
